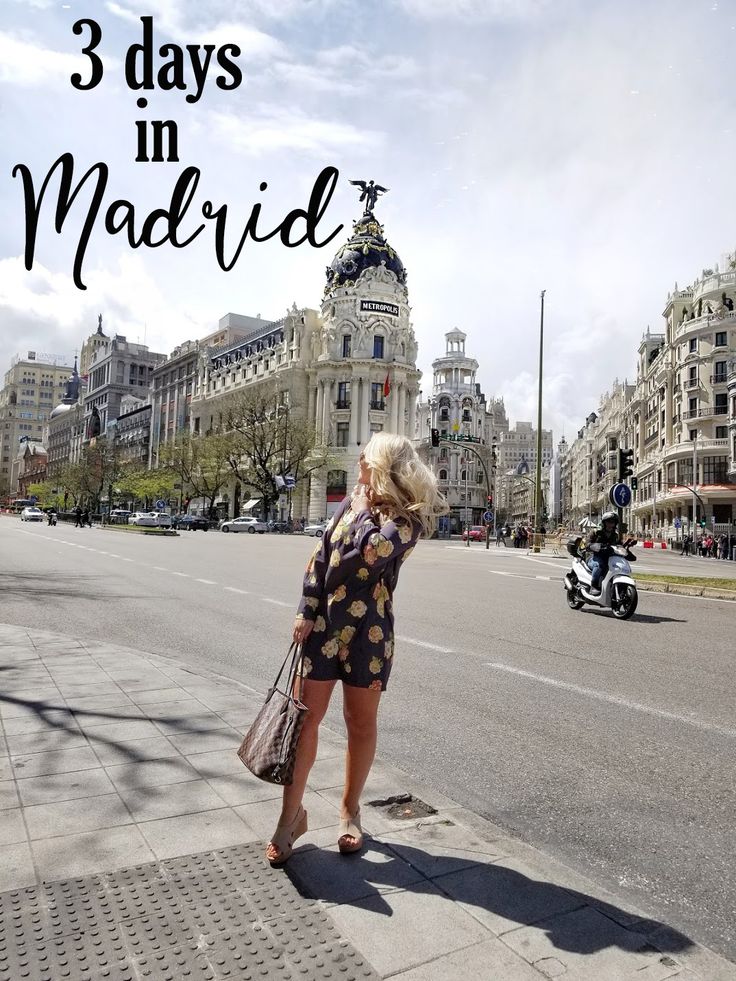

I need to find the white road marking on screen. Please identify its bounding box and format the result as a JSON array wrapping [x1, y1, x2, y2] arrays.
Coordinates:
[[485, 662, 736, 739], [225, 587, 250, 595], [172, 572, 190, 577], [262, 598, 292, 607], [195, 578, 216, 585], [152, 566, 169, 572], [396, 635, 454, 653]]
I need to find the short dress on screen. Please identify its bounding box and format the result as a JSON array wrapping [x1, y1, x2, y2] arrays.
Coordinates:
[[295, 496, 421, 691]]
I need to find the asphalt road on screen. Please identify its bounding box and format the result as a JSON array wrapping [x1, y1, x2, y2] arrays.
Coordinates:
[[2, 517, 735, 963]]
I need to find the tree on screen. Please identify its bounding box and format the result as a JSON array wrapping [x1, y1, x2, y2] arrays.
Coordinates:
[[222, 383, 333, 519], [158, 431, 233, 518], [26, 483, 65, 509], [77, 439, 125, 510], [117, 467, 177, 509]]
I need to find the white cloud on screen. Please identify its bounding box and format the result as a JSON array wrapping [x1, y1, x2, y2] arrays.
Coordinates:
[[207, 106, 383, 155], [105, 0, 284, 60], [397, 0, 551, 20], [0, 33, 87, 86], [0, 254, 200, 371], [270, 44, 417, 94]]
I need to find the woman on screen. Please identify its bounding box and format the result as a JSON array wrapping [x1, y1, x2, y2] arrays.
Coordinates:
[[265, 432, 447, 865]]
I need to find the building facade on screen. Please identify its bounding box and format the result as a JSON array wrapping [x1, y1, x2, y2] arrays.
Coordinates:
[[84, 335, 165, 441], [495, 421, 553, 527], [0, 352, 72, 497], [112, 395, 152, 467], [190, 204, 420, 520], [561, 255, 736, 536], [416, 329, 497, 531]]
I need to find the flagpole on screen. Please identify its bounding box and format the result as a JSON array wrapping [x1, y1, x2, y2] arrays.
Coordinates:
[[534, 290, 545, 553]]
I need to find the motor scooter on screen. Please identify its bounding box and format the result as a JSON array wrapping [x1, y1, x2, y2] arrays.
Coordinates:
[[563, 536, 638, 619]]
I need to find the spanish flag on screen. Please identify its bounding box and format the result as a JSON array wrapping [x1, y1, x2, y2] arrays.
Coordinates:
[[383, 372, 391, 398]]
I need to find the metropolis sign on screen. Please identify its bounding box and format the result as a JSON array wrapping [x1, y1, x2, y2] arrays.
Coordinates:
[[360, 300, 399, 317]]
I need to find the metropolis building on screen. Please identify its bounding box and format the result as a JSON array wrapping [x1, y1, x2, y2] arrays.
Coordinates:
[[190, 195, 421, 520]]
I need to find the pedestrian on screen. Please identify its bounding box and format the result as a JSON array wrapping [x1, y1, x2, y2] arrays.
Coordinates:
[[265, 432, 448, 865], [74, 505, 82, 528], [81, 507, 90, 528], [495, 524, 505, 547], [681, 534, 690, 557], [718, 534, 728, 560]]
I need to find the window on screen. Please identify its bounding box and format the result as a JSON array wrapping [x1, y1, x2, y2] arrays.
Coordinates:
[[369, 423, 383, 435], [689, 338, 697, 353], [715, 331, 727, 347], [373, 336, 384, 359], [715, 393, 728, 414], [461, 470, 467, 481], [689, 429, 697, 441], [715, 426, 728, 439], [702, 456, 728, 483], [370, 382, 384, 409], [438, 469, 448, 480], [336, 422, 349, 446], [336, 381, 350, 408], [342, 335, 352, 358]]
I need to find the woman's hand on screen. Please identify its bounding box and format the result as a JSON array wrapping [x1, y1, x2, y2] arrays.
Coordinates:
[[293, 617, 314, 645], [351, 483, 372, 514]]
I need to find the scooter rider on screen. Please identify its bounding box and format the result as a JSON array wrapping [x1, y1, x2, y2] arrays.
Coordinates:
[[586, 511, 621, 596]]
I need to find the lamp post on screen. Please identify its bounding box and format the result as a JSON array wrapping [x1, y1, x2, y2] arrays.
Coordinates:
[[534, 290, 546, 552], [692, 433, 698, 536]]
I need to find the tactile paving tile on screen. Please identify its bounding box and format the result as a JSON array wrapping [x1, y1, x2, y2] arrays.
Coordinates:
[[0, 842, 380, 981]]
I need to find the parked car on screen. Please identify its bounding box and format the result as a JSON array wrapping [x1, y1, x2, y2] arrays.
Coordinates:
[[109, 509, 133, 525], [20, 506, 45, 522], [461, 525, 486, 542], [220, 516, 268, 534], [173, 514, 209, 531], [303, 520, 328, 537], [128, 512, 172, 528]]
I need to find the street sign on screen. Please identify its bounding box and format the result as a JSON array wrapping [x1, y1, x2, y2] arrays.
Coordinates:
[[29, 495, 37, 504], [609, 483, 632, 508], [673, 517, 681, 529], [483, 510, 494, 523], [155, 500, 167, 511]]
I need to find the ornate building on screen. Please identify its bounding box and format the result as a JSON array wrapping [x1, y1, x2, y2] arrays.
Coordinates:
[[190, 193, 420, 520], [416, 329, 497, 531], [47, 358, 84, 478]]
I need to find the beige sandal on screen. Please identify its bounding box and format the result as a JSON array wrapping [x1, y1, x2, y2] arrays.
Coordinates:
[[266, 806, 308, 866], [338, 809, 363, 854]]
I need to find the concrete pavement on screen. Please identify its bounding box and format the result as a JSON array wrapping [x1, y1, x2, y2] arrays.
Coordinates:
[[1, 623, 734, 980], [2, 516, 736, 965]]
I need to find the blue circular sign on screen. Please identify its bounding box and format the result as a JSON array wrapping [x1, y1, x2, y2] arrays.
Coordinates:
[[155, 500, 167, 511], [483, 510, 494, 523], [609, 483, 632, 508]]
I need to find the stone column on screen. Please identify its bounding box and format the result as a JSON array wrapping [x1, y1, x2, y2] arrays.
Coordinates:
[[322, 378, 333, 442], [348, 371, 359, 446], [390, 383, 399, 432], [307, 380, 316, 428], [360, 376, 370, 445], [398, 384, 407, 437], [309, 470, 327, 522], [314, 380, 322, 438], [406, 388, 418, 441]]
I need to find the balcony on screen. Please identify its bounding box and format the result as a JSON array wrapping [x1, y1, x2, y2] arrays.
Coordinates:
[[674, 308, 736, 341], [370, 401, 385, 411], [682, 406, 728, 420], [335, 400, 351, 410], [710, 373, 728, 385], [683, 378, 699, 390], [664, 438, 728, 460]]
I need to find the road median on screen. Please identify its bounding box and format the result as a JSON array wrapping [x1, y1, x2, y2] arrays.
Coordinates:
[[637, 574, 736, 600]]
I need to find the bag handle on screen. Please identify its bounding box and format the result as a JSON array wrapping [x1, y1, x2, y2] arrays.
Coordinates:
[[272, 641, 302, 695]]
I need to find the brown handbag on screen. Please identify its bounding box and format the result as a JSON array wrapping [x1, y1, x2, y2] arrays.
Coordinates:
[[236, 643, 309, 785]]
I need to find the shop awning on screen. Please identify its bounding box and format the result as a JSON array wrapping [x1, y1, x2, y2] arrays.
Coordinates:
[[241, 499, 261, 510]]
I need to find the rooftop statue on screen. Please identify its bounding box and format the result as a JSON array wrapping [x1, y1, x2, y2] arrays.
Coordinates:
[[349, 179, 389, 215]]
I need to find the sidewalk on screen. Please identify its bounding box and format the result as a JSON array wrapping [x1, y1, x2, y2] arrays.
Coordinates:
[[0, 625, 732, 981]]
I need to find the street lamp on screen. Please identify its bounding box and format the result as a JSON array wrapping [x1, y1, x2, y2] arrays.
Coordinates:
[[534, 289, 546, 552]]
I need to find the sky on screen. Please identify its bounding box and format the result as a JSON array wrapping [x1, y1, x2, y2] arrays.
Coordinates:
[[1, 0, 736, 443]]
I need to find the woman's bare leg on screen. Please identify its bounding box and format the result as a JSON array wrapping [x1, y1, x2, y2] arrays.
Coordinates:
[[340, 684, 381, 844], [265, 679, 336, 861]]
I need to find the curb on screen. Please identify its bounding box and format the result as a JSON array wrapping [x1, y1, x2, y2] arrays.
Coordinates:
[[637, 579, 736, 601]]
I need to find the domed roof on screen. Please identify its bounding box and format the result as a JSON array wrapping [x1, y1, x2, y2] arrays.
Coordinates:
[[49, 402, 73, 421], [325, 213, 406, 297]]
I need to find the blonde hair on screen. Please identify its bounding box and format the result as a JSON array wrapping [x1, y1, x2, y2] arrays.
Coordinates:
[[363, 432, 449, 537]]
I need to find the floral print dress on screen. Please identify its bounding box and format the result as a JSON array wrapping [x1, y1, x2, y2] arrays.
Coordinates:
[[295, 496, 420, 691]]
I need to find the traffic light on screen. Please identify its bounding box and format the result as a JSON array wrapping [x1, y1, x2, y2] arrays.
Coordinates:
[[700, 517, 707, 528], [618, 448, 634, 481], [430, 428, 440, 447], [487, 495, 493, 506], [630, 477, 638, 491]]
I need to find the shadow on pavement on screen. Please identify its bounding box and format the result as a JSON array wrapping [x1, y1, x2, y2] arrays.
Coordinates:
[[580, 609, 687, 624], [286, 838, 694, 960], [0, 690, 224, 787], [0, 572, 144, 602]]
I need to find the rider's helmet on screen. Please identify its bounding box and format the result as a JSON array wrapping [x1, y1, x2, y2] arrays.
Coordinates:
[[601, 511, 618, 525]]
